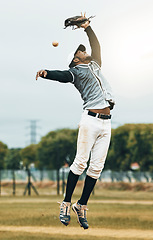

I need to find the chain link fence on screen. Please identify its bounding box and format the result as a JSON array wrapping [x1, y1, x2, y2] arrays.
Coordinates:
[[1, 169, 153, 183]]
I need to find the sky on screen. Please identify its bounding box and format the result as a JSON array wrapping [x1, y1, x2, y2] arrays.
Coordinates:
[[0, 0, 153, 148]]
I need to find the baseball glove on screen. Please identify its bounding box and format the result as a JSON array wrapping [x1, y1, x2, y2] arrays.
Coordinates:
[[64, 15, 95, 30]]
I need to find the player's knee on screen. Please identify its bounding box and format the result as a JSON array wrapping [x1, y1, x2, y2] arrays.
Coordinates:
[[70, 156, 87, 175], [86, 165, 104, 179]]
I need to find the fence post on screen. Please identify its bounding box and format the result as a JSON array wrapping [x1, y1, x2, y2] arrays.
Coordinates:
[[62, 168, 66, 195], [57, 169, 60, 195], [12, 170, 16, 196], [0, 170, 1, 196]]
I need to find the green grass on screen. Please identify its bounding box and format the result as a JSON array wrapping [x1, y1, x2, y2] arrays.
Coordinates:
[[0, 232, 146, 240], [0, 198, 153, 230], [1, 185, 153, 240]]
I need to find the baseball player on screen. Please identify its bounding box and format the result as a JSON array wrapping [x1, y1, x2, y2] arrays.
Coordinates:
[[36, 14, 115, 229]]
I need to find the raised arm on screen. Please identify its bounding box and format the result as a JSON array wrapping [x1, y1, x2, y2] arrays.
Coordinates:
[[79, 16, 101, 66], [85, 26, 101, 66]]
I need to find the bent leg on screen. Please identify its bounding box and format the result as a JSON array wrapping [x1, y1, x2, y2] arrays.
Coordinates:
[[87, 120, 111, 179], [78, 175, 97, 205], [70, 114, 99, 176], [63, 170, 79, 203]]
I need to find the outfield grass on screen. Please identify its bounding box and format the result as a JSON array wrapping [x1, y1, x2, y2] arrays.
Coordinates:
[[0, 194, 153, 239], [0, 231, 148, 240], [0, 196, 153, 229], [0, 185, 153, 240]]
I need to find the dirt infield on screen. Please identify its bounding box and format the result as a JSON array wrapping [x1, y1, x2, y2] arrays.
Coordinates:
[[0, 226, 153, 239], [0, 198, 153, 205]]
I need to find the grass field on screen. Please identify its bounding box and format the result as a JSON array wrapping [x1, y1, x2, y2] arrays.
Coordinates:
[[0, 183, 153, 240]]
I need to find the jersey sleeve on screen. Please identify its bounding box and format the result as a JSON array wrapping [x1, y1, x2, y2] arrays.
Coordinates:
[[85, 26, 102, 67], [68, 67, 78, 83], [42, 70, 73, 83]]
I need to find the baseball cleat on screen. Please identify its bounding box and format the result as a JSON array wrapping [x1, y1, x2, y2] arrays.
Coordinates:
[[58, 201, 71, 226], [72, 202, 89, 229]]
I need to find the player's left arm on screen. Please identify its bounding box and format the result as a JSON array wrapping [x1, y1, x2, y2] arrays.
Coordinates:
[[80, 15, 102, 66], [85, 26, 101, 67]]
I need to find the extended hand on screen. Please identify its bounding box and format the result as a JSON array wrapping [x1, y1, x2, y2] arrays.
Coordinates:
[[79, 12, 90, 29], [36, 70, 47, 80]]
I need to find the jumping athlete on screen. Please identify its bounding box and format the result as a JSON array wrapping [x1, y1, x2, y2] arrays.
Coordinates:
[[36, 15, 115, 229]]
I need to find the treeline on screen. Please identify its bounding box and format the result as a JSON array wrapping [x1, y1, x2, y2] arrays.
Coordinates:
[[0, 124, 153, 173]]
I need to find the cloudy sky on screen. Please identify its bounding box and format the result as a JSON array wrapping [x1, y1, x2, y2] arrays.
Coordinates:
[[0, 0, 153, 148]]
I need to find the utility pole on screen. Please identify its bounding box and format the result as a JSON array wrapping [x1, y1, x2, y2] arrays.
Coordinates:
[[30, 120, 38, 144], [26, 120, 40, 145]]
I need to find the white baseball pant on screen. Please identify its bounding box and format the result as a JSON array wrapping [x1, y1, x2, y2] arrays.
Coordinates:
[[70, 110, 111, 179]]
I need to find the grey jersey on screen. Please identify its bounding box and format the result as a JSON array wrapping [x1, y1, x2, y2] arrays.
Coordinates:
[[69, 61, 115, 110]]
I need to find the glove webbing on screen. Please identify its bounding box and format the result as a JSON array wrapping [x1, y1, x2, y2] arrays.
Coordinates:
[[64, 15, 95, 30]]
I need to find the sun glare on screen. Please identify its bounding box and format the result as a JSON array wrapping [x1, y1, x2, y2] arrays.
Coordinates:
[[102, 9, 153, 98]]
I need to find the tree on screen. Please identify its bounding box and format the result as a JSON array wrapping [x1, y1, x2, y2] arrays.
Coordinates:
[[106, 124, 153, 181], [0, 141, 8, 169], [0, 141, 8, 195], [37, 128, 78, 194], [5, 148, 21, 169], [106, 126, 131, 171], [20, 144, 37, 168], [5, 148, 21, 195], [20, 144, 39, 196], [130, 125, 153, 171]]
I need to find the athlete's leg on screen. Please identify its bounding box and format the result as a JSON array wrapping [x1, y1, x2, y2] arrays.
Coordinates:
[[63, 111, 100, 204], [78, 119, 111, 205], [70, 112, 99, 176], [63, 170, 79, 203], [59, 113, 98, 226], [87, 119, 111, 179], [71, 117, 111, 229], [78, 175, 97, 205]]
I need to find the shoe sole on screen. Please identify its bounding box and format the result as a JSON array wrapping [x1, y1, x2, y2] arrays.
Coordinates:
[[72, 205, 88, 230], [60, 220, 70, 226], [59, 217, 70, 226]]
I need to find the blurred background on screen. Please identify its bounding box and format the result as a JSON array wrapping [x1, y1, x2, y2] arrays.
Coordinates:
[[0, 0, 153, 196], [0, 0, 153, 148]]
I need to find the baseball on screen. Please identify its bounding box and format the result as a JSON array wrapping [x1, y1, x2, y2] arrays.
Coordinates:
[[52, 41, 59, 47]]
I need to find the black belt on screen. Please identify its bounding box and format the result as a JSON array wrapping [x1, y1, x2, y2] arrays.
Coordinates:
[[88, 110, 111, 120]]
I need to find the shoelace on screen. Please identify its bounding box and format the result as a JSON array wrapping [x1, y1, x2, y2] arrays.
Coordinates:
[[58, 202, 70, 216], [77, 205, 88, 219]]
